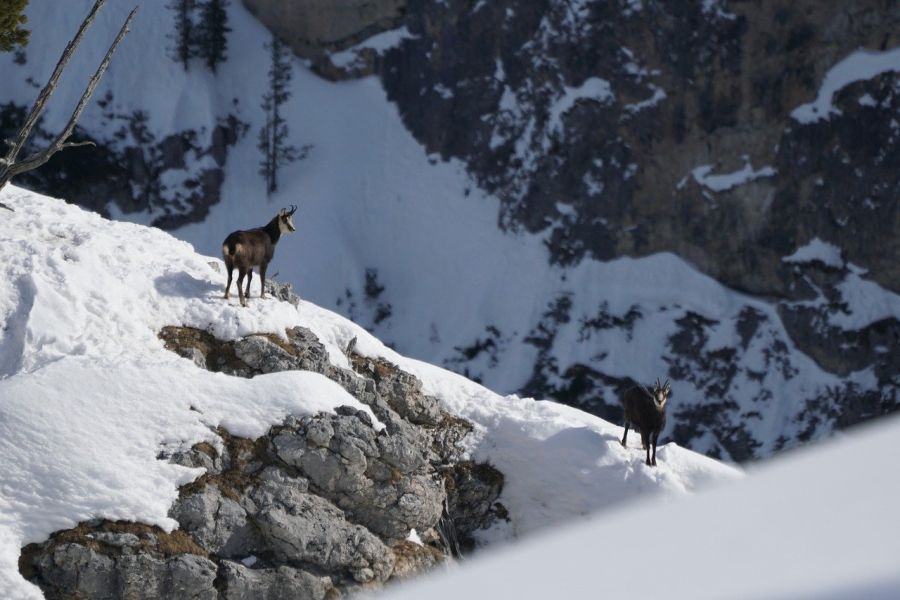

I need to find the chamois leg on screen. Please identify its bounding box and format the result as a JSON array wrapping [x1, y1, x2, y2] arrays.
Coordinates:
[[236, 269, 247, 307], [245, 269, 252, 299], [645, 441, 652, 466], [640, 431, 649, 450], [651, 431, 660, 467], [224, 263, 234, 299], [260, 263, 268, 299], [621, 422, 629, 447]]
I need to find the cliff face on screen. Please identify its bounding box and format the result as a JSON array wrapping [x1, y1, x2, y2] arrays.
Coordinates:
[[359, 0, 899, 297]]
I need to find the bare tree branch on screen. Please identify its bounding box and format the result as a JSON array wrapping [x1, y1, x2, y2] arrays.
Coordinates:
[[0, 3, 138, 195], [2, 0, 107, 169]]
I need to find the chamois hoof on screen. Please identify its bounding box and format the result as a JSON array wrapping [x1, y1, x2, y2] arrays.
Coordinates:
[[620, 439, 627, 448]]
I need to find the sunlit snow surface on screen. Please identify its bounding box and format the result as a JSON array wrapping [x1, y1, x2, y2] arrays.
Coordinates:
[[0, 187, 738, 598], [384, 416, 900, 600]]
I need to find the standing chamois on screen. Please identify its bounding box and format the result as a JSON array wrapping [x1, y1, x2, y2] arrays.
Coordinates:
[[222, 206, 297, 307], [620, 378, 671, 467]]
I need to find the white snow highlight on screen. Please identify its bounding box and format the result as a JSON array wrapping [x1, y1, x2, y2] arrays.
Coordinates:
[[691, 160, 777, 192], [548, 77, 614, 133], [783, 237, 844, 268], [791, 46, 900, 124]]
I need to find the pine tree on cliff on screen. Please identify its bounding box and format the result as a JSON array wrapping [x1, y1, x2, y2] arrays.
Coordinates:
[[0, 0, 30, 52], [258, 35, 297, 195], [196, 0, 229, 73], [167, 0, 195, 69]]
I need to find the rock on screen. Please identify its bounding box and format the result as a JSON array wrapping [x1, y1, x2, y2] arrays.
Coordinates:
[[241, 0, 406, 58], [220, 561, 334, 600], [251, 482, 394, 583], [390, 540, 446, 580], [26, 540, 218, 600], [169, 484, 258, 558], [271, 411, 445, 540], [264, 280, 301, 306], [233, 335, 298, 374], [444, 462, 507, 548]]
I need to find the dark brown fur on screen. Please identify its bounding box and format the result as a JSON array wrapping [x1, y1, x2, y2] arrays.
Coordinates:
[[620, 379, 670, 467], [222, 207, 296, 306]]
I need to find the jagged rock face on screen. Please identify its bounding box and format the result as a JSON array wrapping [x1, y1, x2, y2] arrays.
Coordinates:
[[369, 0, 899, 297], [242, 0, 406, 57], [22, 325, 506, 598]]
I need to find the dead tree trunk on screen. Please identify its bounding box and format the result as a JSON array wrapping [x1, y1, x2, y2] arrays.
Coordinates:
[[0, 1, 138, 210]]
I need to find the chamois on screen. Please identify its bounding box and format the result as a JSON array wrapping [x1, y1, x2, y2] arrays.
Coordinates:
[[620, 378, 671, 467], [222, 206, 297, 307]]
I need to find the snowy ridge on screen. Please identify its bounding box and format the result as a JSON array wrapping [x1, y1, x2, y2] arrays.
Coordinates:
[[0, 186, 738, 598]]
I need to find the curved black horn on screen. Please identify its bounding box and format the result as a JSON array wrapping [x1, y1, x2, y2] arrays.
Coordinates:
[[287, 204, 297, 215]]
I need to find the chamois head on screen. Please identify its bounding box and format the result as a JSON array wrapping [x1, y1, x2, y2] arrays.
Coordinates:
[[277, 205, 298, 234], [652, 378, 671, 408]]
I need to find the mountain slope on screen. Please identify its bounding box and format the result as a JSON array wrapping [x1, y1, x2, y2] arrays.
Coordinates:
[[385, 414, 900, 600], [0, 185, 738, 598], [0, 1, 897, 462]]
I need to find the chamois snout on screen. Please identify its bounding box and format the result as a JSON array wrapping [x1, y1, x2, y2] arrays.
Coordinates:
[[620, 378, 671, 467]]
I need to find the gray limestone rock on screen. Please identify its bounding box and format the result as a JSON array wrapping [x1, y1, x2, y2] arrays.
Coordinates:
[[169, 484, 259, 558], [271, 411, 445, 540], [251, 482, 394, 583], [220, 561, 333, 600]]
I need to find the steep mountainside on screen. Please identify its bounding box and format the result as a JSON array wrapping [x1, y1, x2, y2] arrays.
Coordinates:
[[0, 186, 738, 598], [0, 0, 898, 462]]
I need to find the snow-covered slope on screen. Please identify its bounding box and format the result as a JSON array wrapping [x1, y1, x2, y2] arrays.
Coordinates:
[[0, 186, 738, 598], [386, 415, 900, 600], [2, 1, 897, 463]]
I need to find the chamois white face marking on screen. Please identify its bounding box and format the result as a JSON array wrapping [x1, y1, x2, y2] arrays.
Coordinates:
[[654, 388, 669, 407], [279, 214, 296, 233]]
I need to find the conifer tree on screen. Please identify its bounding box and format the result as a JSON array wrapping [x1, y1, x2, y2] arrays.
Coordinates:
[[167, 0, 195, 69], [196, 0, 229, 73], [258, 35, 297, 195], [0, 0, 29, 52]]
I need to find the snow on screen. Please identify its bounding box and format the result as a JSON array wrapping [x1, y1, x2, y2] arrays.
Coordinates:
[[783, 237, 844, 268], [791, 46, 900, 124], [0, 186, 739, 598], [548, 77, 614, 133], [384, 415, 900, 600], [691, 160, 777, 192], [783, 239, 900, 330], [328, 26, 417, 69]]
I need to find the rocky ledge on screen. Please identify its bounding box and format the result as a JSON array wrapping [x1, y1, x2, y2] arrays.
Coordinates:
[[20, 291, 506, 598]]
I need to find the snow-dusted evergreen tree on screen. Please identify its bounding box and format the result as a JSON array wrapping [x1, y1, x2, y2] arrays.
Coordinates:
[[258, 35, 297, 195], [0, 0, 29, 52], [196, 0, 229, 73], [167, 0, 195, 69]]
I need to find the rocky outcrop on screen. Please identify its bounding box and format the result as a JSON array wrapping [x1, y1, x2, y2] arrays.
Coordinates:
[[21, 324, 506, 598], [242, 0, 406, 58]]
